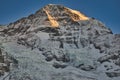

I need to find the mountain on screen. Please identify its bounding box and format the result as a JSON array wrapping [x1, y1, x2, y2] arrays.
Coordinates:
[[0, 4, 120, 80]]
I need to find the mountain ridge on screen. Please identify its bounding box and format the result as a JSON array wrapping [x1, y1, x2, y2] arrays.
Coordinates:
[[2, 4, 112, 36], [7, 4, 89, 28]]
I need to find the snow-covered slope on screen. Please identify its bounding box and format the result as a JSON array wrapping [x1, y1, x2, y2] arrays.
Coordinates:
[[0, 4, 120, 80]]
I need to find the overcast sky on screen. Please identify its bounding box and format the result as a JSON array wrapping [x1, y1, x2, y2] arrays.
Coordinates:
[[0, 0, 120, 33]]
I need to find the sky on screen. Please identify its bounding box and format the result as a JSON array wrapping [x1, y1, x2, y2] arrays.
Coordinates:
[[0, 0, 120, 33]]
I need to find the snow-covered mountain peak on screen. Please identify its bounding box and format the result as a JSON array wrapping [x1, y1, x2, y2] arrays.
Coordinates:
[[0, 4, 120, 80], [36, 4, 89, 27]]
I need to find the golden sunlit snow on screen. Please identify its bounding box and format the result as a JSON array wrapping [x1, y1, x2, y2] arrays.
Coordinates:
[[65, 8, 89, 21], [43, 9, 59, 28]]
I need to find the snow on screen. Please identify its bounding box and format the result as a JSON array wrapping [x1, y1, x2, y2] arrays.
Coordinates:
[[0, 40, 99, 80]]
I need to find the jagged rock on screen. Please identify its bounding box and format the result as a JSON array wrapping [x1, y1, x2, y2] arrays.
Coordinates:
[[52, 62, 67, 68], [98, 53, 120, 63], [0, 48, 18, 77], [80, 38, 88, 48], [17, 33, 41, 49], [45, 55, 53, 61], [80, 65, 95, 71], [106, 71, 120, 77]]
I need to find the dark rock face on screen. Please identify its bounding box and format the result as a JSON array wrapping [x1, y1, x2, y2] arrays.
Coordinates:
[[79, 65, 95, 71], [0, 48, 18, 77], [106, 71, 120, 77], [52, 62, 67, 68], [0, 4, 120, 80]]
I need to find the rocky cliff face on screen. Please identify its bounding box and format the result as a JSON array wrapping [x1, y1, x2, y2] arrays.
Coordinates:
[[0, 4, 120, 80]]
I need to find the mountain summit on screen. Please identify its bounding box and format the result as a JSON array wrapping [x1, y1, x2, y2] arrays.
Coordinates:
[[0, 4, 120, 80], [36, 4, 89, 27], [43, 4, 89, 27], [2, 4, 110, 35]]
